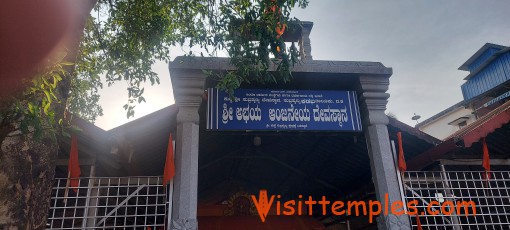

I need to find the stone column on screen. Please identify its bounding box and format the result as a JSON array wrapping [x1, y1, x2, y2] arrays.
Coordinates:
[[358, 75, 411, 230], [299, 23, 313, 61], [170, 70, 205, 230]]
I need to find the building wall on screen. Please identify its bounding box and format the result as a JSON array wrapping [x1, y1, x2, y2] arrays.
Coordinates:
[[461, 52, 510, 100], [418, 107, 475, 140]]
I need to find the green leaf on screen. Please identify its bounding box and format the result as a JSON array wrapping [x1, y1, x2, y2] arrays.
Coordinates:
[[43, 102, 51, 115], [53, 73, 62, 81], [44, 91, 52, 103], [28, 103, 35, 114], [50, 91, 57, 100]]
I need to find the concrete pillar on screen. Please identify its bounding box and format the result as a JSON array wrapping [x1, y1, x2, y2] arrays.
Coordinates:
[[299, 22, 313, 61], [169, 70, 205, 230], [358, 75, 411, 230]]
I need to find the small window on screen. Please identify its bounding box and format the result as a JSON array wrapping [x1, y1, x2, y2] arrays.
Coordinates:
[[448, 116, 470, 127]]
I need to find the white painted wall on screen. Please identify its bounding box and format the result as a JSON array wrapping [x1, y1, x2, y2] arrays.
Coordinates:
[[418, 107, 476, 140]]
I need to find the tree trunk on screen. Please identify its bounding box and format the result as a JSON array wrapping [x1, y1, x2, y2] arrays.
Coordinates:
[[0, 1, 96, 229], [0, 127, 59, 230]]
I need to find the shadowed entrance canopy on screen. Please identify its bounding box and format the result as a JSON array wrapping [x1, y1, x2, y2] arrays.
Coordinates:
[[85, 103, 437, 229]]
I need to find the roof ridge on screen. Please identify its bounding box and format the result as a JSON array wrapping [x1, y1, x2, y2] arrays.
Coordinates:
[[443, 99, 510, 141]]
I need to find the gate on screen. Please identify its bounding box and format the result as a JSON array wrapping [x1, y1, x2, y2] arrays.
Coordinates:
[[402, 170, 510, 229], [46, 176, 168, 229]]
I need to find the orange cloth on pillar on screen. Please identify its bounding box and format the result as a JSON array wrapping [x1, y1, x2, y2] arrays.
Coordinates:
[[416, 215, 423, 230], [163, 133, 175, 186], [482, 138, 491, 180], [397, 132, 407, 173], [68, 135, 81, 193]]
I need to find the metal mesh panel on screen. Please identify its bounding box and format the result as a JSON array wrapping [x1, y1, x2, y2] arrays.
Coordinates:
[[403, 171, 510, 229], [47, 177, 167, 229]]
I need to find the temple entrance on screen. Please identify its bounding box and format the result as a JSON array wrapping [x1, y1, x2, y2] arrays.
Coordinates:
[[45, 21, 441, 230]]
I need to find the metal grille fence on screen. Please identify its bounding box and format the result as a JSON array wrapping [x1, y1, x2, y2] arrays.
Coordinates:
[[47, 177, 167, 229], [403, 171, 510, 230]]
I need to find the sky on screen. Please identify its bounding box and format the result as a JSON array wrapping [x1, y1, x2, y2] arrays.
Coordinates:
[[94, 0, 510, 130]]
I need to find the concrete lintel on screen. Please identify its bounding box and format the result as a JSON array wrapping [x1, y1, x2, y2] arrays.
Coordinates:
[[169, 57, 392, 76]]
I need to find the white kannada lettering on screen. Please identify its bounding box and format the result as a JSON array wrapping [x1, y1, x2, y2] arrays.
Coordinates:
[[222, 103, 233, 124], [268, 104, 311, 122], [312, 105, 349, 127], [235, 104, 262, 123]]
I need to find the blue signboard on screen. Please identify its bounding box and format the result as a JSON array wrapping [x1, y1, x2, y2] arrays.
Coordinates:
[[206, 88, 362, 131]]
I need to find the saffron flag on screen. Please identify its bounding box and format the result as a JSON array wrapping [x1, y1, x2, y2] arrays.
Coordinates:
[[397, 132, 407, 173], [163, 133, 175, 186], [68, 135, 81, 193], [416, 215, 423, 230], [482, 138, 491, 180]]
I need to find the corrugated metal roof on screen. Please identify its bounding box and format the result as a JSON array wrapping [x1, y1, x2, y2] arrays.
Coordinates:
[[461, 51, 510, 100], [459, 43, 506, 71]]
